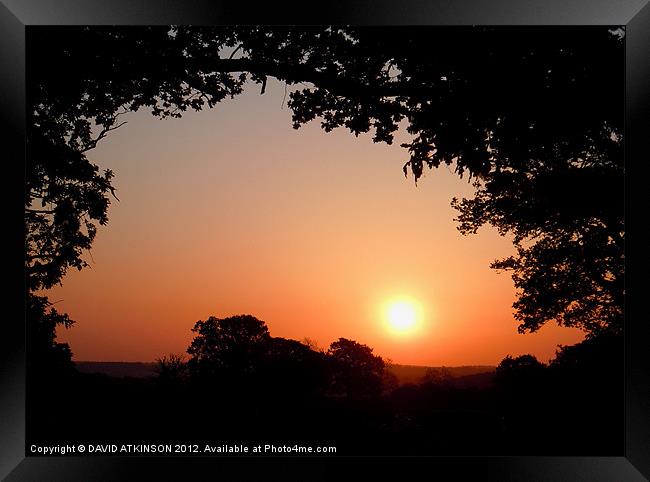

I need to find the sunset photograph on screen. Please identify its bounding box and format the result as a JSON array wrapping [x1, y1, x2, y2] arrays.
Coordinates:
[[25, 25, 624, 456]]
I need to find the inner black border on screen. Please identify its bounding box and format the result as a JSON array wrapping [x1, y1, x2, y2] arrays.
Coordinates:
[[2, 1, 649, 480]]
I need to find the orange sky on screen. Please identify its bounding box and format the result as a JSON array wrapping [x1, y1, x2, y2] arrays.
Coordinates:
[[47, 79, 584, 365]]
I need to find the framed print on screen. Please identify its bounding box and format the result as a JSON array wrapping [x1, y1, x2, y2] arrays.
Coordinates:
[[1, 1, 649, 480]]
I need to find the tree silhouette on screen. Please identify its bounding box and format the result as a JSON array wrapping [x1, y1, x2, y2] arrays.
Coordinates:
[[494, 354, 547, 392], [186, 314, 270, 380], [327, 338, 385, 399], [452, 160, 623, 337], [260, 337, 328, 395], [27, 26, 623, 346], [183, 316, 331, 395], [26, 294, 75, 376], [548, 332, 623, 398]]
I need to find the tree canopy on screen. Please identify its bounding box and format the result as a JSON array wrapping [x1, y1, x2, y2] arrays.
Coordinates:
[[186, 314, 271, 379], [184, 315, 386, 399], [27, 26, 624, 340], [327, 337, 385, 399]]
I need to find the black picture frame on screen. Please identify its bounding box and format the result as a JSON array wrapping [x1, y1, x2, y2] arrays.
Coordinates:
[[1, 1, 649, 480]]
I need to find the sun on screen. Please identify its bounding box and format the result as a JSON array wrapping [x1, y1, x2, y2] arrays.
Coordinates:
[[385, 299, 421, 335]]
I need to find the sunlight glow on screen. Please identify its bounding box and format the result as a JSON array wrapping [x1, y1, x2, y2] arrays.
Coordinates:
[[384, 298, 422, 335]]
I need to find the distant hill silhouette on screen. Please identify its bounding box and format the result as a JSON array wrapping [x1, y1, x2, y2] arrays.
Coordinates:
[[75, 360, 495, 387], [388, 364, 495, 385], [452, 371, 497, 389]]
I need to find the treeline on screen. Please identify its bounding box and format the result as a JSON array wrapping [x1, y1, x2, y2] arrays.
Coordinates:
[[27, 313, 623, 455], [155, 314, 387, 400]]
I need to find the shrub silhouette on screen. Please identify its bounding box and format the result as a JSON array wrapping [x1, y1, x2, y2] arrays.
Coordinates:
[[155, 353, 188, 386], [421, 366, 454, 388]]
